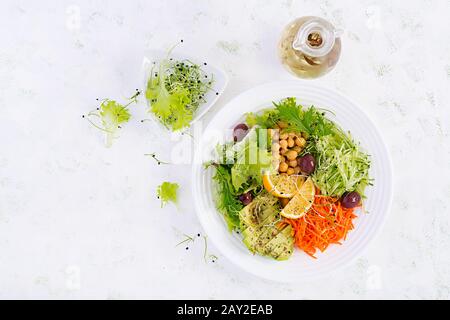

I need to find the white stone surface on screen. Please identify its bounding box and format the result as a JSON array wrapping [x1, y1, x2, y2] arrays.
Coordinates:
[[1, 0, 450, 299]]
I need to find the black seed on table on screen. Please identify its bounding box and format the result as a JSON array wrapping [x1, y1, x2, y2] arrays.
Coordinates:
[[197, 233, 200, 237], [216, 92, 219, 95], [180, 39, 184, 43], [203, 62, 207, 66], [185, 247, 189, 250], [82, 115, 85, 118]]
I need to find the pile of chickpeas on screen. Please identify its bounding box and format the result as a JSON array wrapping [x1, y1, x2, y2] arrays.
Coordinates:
[[270, 122, 307, 176]]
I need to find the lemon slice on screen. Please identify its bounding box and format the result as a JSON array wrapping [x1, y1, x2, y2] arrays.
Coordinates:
[[262, 172, 304, 198], [280, 177, 315, 219]]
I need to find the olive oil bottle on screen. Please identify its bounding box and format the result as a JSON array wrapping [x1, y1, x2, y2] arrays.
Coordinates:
[[278, 16, 342, 79]]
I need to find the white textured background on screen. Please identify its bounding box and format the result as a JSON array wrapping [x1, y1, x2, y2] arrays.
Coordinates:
[[1, 0, 450, 299]]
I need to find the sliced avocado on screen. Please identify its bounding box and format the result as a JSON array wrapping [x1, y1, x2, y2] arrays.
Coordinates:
[[253, 223, 285, 253], [275, 242, 294, 261], [239, 195, 278, 228], [242, 212, 278, 251], [270, 227, 295, 260], [275, 229, 295, 260], [261, 225, 292, 257]]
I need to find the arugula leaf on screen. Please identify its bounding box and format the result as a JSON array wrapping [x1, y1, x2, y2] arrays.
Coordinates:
[[157, 181, 179, 208]]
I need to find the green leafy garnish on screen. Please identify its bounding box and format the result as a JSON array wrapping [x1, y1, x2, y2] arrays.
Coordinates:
[[230, 128, 273, 192], [156, 181, 179, 208], [245, 109, 278, 128], [273, 97, 334, 138], [146, 57, 213, 131], [84, 91, 140, 147], [212, 164, 243, 231]]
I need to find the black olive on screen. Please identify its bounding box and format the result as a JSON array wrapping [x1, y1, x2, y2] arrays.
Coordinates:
[[233, 123, 249, 142], [298, 154, 316, 175], [238, 192, 253, 205], [341, 191, 361, 209]]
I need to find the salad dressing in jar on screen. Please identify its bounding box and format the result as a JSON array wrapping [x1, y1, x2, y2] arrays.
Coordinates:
[[278, 16, 342, 79]]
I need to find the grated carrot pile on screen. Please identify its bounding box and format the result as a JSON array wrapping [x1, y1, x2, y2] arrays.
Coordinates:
[[285, 190, 358, 259]]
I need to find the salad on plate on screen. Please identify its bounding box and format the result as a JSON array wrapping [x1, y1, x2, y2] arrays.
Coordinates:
[[208, 97, 372, 260]]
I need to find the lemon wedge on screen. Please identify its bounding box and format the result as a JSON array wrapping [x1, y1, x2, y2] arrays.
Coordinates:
[[262, 172, 304, 198], [280, 177, 315, 219]]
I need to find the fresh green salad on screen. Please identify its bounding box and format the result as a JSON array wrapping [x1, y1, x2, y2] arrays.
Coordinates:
[[146, 57, 213, 131], [209, 97, 372, 260]]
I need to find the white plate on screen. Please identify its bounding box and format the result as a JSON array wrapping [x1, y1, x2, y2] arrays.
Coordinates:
[[192, 81, 393, 282], [142, 50, 228, 133]]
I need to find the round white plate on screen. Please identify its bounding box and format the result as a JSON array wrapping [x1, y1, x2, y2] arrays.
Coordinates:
[[192, 81, 393, 282]]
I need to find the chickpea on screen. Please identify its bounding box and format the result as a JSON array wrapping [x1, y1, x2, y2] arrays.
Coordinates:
[[286, 150, 298, 161], [277, 121, 288, 129], [297, 137, 307, 147], [280, 155, 286, 163], [287, 167, 295, 175], [279, 139, 288, 149], [288, 132, 296, 138], [289, 160, 298, 167], [280, 133, 289, 140], [293, 166, 301, 174], [280, 148, 288, 155], [292, 146, 302, 153], [287, 137, 295, 148], [279, 162, 288, 172]]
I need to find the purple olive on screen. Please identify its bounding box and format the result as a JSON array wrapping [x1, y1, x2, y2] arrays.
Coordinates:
[[238, 192, 253, 206], [298, 154, 316, 175], [341, 191, 361, 209], [233, 123, 249, 142]]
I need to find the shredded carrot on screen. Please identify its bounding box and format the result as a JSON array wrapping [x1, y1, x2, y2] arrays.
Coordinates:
[[284, 190, 358, 259]]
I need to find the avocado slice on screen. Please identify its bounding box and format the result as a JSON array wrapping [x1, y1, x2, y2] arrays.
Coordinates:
[[266, 225, 294, 260], [252, 223, 285, 253], [242, 212, 278, 251]]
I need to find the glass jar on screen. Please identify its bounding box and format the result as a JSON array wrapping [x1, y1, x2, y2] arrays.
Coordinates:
[[278, 16, 342, 79]]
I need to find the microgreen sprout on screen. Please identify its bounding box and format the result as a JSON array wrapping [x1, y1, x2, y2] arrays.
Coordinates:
[[202, 236, 218, 263], [176, 234, 195, 247], [145, 153, 170, 165], [145, 49, 214, 131]]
